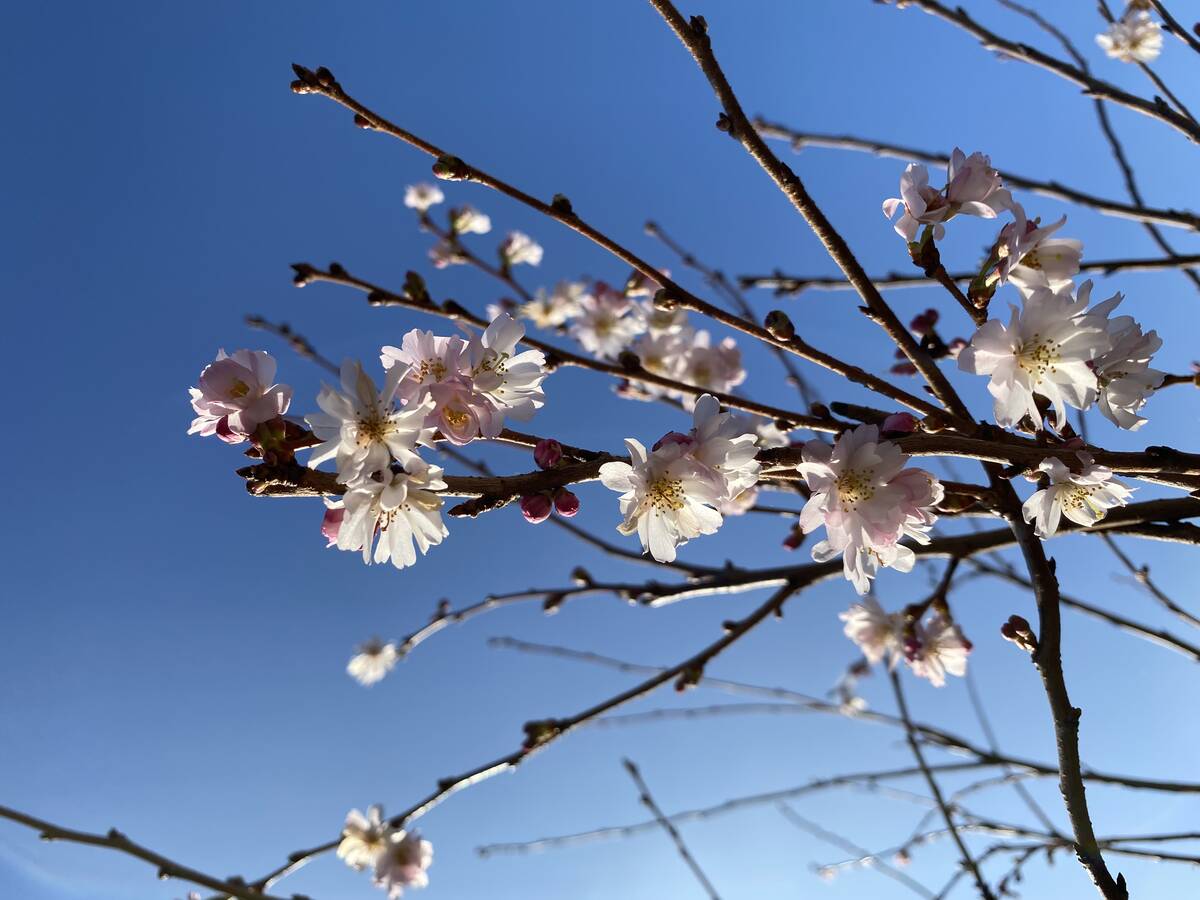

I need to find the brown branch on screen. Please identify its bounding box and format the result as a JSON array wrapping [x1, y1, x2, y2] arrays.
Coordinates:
[[244, 314, 340, 375], [885, 0, 1200, 144], [889, 668, 996, 900], [753, 121, 1200, 232], [623, 759, 722, 899], [1099, 533, 1200, 630], [641, 6, 972, 422], [0, 804, 290, 900], [738, 254, 1200, 296], [287, 67, 951, 422], [1148, 1, 1200, 56]]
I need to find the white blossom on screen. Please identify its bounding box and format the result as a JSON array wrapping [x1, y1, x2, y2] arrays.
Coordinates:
[[468, 313, 547, 423], [1022, 452, 1133, 537], [840, 596, 904, 665], [1088, 293, 1164, 430], [906, 614, 971, 687], [1097, 10, 1162, 62], [687, 394, 761, 499], [599, 439, 724, 562], [500, 231, 543, 267], [373, 830, 433, 898], [451, 205, 491, 235], [347, 639, 400, 687], [427, 240, 466, 269], [338, 805, 393, 870], [630, 329, 690, 388], [678, 330, 745, 396], [307, 361, 436, 484], [957, 282, 1110, 430], [520, 281, 586, 328], [637, 297, 689, 336], [797, 425, 943, 594], [996, 206, 1082, 296], [755, 420, 791, 449], [404, 183, 444, 212], [570, 286, 645, 358], [337, 462, 450, 568], [883, 149, 1012, 242], [188, 349, 291, 442]]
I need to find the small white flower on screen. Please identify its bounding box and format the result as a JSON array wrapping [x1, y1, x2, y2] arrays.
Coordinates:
[[347, 638, 400, 686], [883, 149, 1012, 241], [428, 239, 466, 269], [404, 183, 444, 212], [306, 361, 436, 484], [630, 329, 690, 388], [906, 614, 971, 687], [337, 462, 450, 569], [957, 281, 1110, 430], [797, 425, 943, 594], [500, 231, 543, 267], [373, 830, 433, 898], [996, 206, 1082, 296], [469, 313, 547, 423], [687, 394, 761, 500], [520, 281, 586, 328], [338, 805, 393, 870], [1097, 10, 1162, 62], [1088, 292, 1164, 430], [599, 439, 724, 562], [755, 420, 791, 449], [1021, 452, 1133, 537], [451, 205, 491, 235], [840, 597, 904, 665], [570, 285, 646, 359]]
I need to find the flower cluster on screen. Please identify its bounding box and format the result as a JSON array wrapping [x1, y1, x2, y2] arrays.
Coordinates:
[[958, 280, 1163, 431], [840, 597, 972, 687], [797, 425, 943, 594], [337, 806, 433, 898], [599, 395, 761, 562], [1097, 8, 1163, 62], [1022, 452, 1133, 537], [883, 148, 1012, 242], [515, 278, 746, 402]]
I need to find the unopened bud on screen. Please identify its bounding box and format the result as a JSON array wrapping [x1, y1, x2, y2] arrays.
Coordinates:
[[652, 288, 678, 311], [534, 438, 563, 469], [553, 489, 580, 518], [764, 309, 795, 341], [782, 526, 804, 551], [809, 402, 830, 419], [1000, 615, 1038, 653], [881, 412, 918, 437], [432, 155, 469, 181], [909, 308, 939, 336], [617, 350, 642, 372], [519, 494, 552, 524]]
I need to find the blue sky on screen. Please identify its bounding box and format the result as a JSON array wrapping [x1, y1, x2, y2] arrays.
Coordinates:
[[3, 2, 1198, 898]]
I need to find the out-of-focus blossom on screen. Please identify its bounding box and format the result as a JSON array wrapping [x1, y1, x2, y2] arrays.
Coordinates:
[[500, 231, 543, 267], [1097, 10, 1162, 62], [1088, 292, 1164, 430], [373, 830, 433, 898], [570, 285, 646, 359], [906, 614, 972, 687], [450, 205, 491, 235], [404, 183, 444, 212], [338, 805, 393, 870], [883, 149, 1011, 241], [519, 281, 586, 329], [346, 639, 400, 687], [840, 597, 904, 665]]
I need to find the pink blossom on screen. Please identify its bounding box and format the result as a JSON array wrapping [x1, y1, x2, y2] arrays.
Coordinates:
[[188, 349, 291, 443]]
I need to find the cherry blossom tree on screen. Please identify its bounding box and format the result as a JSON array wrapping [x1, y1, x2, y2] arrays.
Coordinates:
[[6, 2, 1200, 899]]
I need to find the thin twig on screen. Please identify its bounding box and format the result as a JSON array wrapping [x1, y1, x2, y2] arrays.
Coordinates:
[[624, 759, 722, 899]]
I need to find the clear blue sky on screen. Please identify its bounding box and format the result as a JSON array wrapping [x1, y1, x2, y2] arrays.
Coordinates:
[[3, 2, 1198, 898]]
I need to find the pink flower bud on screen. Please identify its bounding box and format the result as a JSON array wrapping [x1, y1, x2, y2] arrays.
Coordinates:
[[945, 337, 968, 359], [652, 431, 694, 452], [890, 362, 919, 376], [881, 412, 918, 437], [215, 416, 242, 444], [534, 438, 563, 469], [909, 308, 939, 336], [520, 493, 553, 524], [782, 528, 804, 551], [321, 505, 344, 547], [554, 489, 580, 518]]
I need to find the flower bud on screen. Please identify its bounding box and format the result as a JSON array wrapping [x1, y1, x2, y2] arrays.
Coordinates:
[[909, 308, 939, 336], [554, 489, 580, 518], [534, 438, 563, 469], [881, 412, 918, 437], [321, 504, 344, 547], [764, 309, 795, 341], [519, 493, 552, 524], [782, 527, 804, 551], [1000, 615, 1038, 653], [652, 431, 694, 452]]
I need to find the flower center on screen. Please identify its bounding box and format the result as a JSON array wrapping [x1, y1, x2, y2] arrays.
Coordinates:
[[443, 406, 470, 429], [1016, 333, 1061, 380], [228, 379, 251, 399], [416, 359, 447, 382], [647, 477, 686, 512], [357, 415, 390, 445], [836, 469, 876, 509], [1061, 485, 1107, 519]]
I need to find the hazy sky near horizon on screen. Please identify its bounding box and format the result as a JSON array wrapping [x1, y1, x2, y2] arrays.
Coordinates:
[[3, 2, 1199, 899]]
